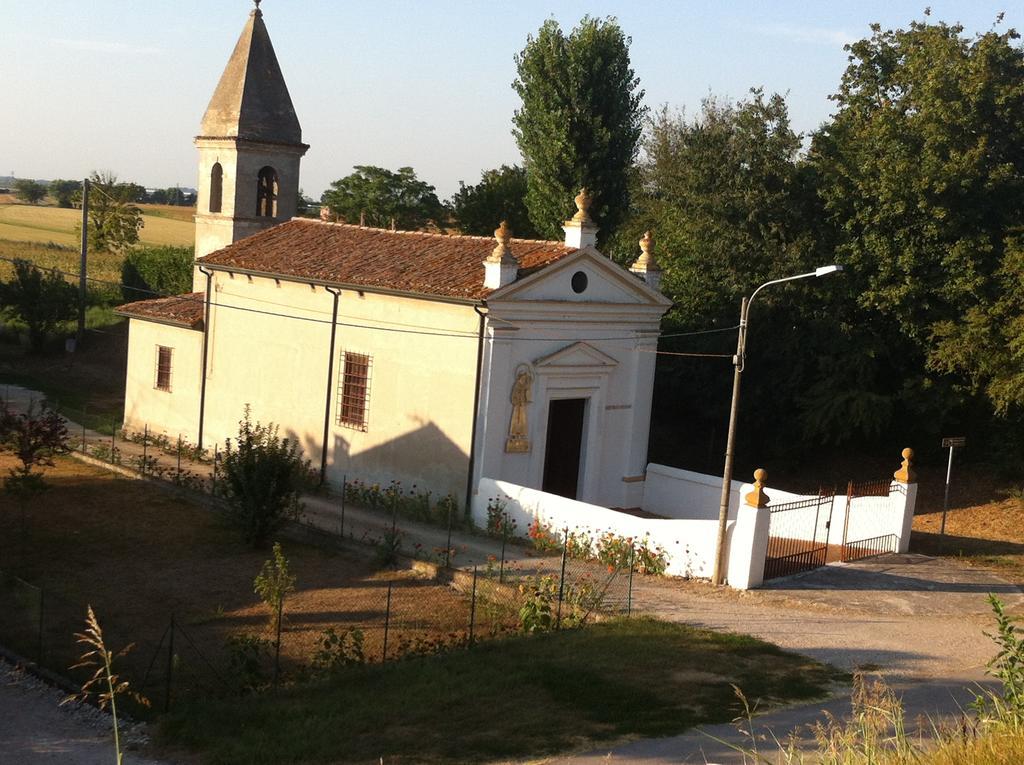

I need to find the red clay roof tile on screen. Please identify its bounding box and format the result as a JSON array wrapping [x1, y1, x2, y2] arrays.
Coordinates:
[[197, 218, 576, 300], [116, 292, 205, 329]]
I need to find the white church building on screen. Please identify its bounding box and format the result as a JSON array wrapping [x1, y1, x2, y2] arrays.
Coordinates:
[[117, 4, 671, 512]]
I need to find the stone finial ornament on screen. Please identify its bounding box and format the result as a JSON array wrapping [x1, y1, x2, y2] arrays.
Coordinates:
[[893, 447, 917, 483], [487, 220, 516, 264], [745, 468, 771, 508], [633, 231, 661, 272], [570, 187, 594, 224]]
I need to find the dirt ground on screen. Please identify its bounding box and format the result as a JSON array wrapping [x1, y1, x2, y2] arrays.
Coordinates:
[[0, 454, 480, 715]]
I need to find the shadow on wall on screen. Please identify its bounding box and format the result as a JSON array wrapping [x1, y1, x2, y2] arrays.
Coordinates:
[[329, 419, 469, 499]]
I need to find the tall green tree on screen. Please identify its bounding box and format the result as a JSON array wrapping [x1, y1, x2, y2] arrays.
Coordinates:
[[321, 166, 444, 230], [13, 179, 47, 205], [513, 16, 645, 241], [0, 260, 78, 350], [812, 16, 1024, 418], [49, 179, 80, 208], [448, 165, 539, 238], [75, 171, 144, 254]]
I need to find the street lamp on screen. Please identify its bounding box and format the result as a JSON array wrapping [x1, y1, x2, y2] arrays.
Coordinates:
[[711, 264, 844, 585]]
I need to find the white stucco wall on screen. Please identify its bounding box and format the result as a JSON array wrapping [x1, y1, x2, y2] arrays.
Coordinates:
[[474, 250, 669, 510], [642, 463, 746, 520], [473, 477, 766, 587], [199, 273, 480, 500], [122, 319, 203, 442]]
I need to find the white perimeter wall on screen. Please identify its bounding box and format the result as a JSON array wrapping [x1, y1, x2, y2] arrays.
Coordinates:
[[474, 476, 768, 588]]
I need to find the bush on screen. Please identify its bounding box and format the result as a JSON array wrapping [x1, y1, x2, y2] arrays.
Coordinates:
[[0, 259, 78, 349], [121, 246, 194, 303], [216, 407, 314, 547]]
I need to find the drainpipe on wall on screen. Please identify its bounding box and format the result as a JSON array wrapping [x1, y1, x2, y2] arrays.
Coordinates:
[[320, 287, 342, 485], [464, 303, 489, 516], [197, 265, 213, 449]]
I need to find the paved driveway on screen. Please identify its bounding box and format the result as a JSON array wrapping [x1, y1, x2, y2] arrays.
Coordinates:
[[544, 553, 1020, 764]]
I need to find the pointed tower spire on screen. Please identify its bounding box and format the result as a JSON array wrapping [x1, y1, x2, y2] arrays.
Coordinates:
[[193, 4, 309, 290], [199, 4, 302, 144]]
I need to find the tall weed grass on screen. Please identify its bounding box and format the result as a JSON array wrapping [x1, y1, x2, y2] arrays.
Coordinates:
[[723, 594, 1024, 764]]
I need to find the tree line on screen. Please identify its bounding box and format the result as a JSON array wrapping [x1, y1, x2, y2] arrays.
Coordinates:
[[12, 177, 195, 208], [321, 14, 1024, 471]]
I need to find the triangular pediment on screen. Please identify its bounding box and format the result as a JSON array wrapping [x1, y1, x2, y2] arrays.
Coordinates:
[[535, 342, 618, 369], [489, 247, 671, 307]]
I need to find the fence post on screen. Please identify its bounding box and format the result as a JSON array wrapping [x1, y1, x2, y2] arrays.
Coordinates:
[[273, 595, 283, 686], [176, 435, 182, 482], [142, 424, 149, 474], [36, 587, 44, 664], [340, 474, 346, 537], [164, 614, 175, 713], [468, 566, 478, 647], [211, 444, 218, 495], [382, 583, 393, 663], [444, 497, 454, 569], [110, 418, 116, 463], [81, 406, 87, 453], [390, 492, 398, 538], [627, 545, 635, 618], [499, 514, 508, 583], [556, 528, 568, 629]]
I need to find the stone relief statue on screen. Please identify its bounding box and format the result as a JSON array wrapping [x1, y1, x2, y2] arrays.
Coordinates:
[[505, 364, 534, 453]]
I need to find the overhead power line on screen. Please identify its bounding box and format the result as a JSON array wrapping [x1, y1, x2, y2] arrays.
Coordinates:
[[0, 254, 739, 350]]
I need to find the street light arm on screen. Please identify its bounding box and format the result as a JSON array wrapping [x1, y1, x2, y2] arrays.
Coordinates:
[[747, 270, 820, 312]]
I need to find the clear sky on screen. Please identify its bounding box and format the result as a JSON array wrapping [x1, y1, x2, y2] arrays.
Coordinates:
[[3, 1, 1018, 200]]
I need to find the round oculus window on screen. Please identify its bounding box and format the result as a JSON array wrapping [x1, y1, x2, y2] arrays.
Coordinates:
[[571, 271, 588, 294]]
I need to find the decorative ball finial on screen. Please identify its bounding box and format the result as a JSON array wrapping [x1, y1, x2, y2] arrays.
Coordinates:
[[630, 230, 662, 274], [893, 447, 917, 483], [745, 468, 770, 508], [252, 0, 262, 16], [639, 230, 652, 256], [571, 187, 594, 223], [488, 220, 515, 263], [494, 220, 511, 246]]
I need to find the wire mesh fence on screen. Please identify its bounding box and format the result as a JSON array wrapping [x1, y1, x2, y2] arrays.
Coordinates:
[[0, 543, 641, 718]]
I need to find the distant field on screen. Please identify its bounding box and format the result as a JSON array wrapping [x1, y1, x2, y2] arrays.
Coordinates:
[[0, 202, 193, 247]]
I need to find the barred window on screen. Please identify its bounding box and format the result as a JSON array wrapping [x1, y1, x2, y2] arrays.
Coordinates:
[[337, 352, 371, 430], [155, 346, 173, 392]]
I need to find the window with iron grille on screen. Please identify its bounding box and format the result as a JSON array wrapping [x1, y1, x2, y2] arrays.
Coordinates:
[[155, 346, 173, 392], [337, 351, 371, 430]]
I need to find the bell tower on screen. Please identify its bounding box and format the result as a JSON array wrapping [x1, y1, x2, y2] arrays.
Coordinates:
[[193, 1, 308, 289]]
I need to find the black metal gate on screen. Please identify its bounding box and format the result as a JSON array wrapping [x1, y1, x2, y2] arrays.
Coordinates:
[[841, 480, 902, 562], [763, 488, 835, 580]]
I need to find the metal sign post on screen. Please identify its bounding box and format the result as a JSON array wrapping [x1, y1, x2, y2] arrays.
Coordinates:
[[939, 436, 966, 537]]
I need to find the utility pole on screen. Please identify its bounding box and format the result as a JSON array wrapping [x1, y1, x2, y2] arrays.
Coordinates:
[[77, 177, 90, 347]]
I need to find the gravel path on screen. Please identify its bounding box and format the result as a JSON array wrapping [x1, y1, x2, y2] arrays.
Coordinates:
[[0, 659, 169, 765]]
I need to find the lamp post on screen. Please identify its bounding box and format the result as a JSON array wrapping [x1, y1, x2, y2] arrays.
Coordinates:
[[711, 265, 843, 586]]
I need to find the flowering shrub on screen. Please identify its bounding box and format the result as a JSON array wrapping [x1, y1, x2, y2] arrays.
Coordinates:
[[595, 531, 634, 571], [485, 496, 516, 538], [527, 519, 561, 552], [523, 520, 668, 576]]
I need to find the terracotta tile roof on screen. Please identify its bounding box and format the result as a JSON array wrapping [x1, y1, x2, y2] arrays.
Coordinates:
[[198, 218, 576, 300], [116, 293, 205, 329]]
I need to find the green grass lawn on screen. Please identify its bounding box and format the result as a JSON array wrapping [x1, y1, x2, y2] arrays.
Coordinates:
[[160, 617, 840, 765]]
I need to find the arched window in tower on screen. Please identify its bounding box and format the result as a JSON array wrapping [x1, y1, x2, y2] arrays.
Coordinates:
[[256, 166, 279, 217], [209, 162, 223, 213]]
